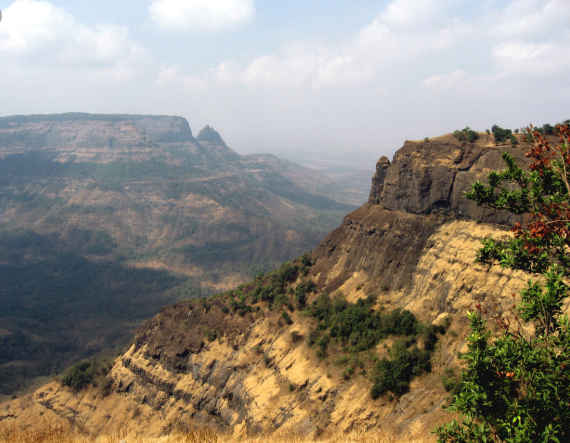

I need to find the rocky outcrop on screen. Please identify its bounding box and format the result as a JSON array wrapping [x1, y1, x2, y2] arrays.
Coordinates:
[[196, 125, 241, 163], [367, 156, 390, 204], [196, 125, 226, 145], [0, 114, 195, 148], [373, 134, 528, 225]]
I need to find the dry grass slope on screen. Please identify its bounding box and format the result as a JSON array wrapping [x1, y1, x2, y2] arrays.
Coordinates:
[[0, 418, 434, 443]]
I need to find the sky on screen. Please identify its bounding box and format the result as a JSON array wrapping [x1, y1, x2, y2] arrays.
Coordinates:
[[0, 0, 569, 166]]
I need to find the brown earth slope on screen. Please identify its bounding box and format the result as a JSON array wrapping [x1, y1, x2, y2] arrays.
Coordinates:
[[1, 132, 533, 438]]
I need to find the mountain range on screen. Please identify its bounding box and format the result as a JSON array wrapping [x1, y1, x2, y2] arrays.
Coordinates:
[[1, 129, 533, 437], [0, 113, 362, 397]]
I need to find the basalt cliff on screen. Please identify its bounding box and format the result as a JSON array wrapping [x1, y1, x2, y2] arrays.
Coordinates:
[[1, 132, 532, 437]]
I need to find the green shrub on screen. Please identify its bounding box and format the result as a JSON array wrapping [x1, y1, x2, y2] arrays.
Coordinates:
[[441, 367, 462, 397], [61, 358, 109, 391], [281, 311, 293, 324], [370, 340, 431, 398], [204, 328, 218, 342], [453, 127, 479, 143], [491, 124, 512, 144]]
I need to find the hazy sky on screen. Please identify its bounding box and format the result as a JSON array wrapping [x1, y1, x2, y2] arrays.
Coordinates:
[[0, 0, 569, 164]]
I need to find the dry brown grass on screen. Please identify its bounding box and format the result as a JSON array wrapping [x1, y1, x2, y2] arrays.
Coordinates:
[[0, 419, 434, 443]]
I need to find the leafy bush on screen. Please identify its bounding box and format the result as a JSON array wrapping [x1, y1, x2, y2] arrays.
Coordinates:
[[453, 127, 479, 143], [281, 311, 293, 324], [305, 294, 424, 354], [436, 123, 570, 442], [61, 358, 110, 391], [290, 330, 301, 342], [491, 124, 512, 144], [370, 340, 431, 398], [441, 367, 462, 397], [305, 293, 440, 396]]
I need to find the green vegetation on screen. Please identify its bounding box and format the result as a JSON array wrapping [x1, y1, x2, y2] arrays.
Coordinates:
[[371, 338, 431, 398], [491, 124, 513, 145], [0, 228, 210, 396], [0, 152, 205, 182], [441, 367, 462, 399], [304, 292, 442, 397], [453, 127, 479, 143], [61, 358, 112, 391], [436, 123, 570, 442]]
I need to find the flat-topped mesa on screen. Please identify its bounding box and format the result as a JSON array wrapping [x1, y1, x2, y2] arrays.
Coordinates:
[[196, 125, 241, 162], [369, 133, 529, 225], [128, 115, 195, 143], [0, 114, 195, 149], [0, 113, 200, 164]]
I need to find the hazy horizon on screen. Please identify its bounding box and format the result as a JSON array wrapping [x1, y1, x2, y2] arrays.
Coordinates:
[[1, 0, 568, 163]]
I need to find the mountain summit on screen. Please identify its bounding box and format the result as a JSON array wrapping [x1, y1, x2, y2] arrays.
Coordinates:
[[196, 125, 226, 144], [195, 125, 240, 162]]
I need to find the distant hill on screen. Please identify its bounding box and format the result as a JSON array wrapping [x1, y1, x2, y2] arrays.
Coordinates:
[[0, 113, 359, 397]]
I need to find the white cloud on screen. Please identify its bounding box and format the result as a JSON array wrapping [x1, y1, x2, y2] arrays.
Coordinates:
[[486, 0, 570, 39], [149, 0, 255, 33], [155, 0, 473, 90], [492, 41, 570, 76], [379, 0, 454, 27], [155, 64, 207, 90], [415, 69, 494, 98], [0, 0, 145, 77]]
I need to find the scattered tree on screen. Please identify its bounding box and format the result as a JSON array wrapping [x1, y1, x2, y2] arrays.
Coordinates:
[[491, 124, 512, 145], [453, 127, 479, 143]]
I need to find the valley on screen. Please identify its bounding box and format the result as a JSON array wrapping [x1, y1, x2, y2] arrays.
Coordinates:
[[0, 113, 361, 398]]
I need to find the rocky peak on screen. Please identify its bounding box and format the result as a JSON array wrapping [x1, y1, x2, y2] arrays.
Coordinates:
[[196, 125, 226, 145], [367, 156, 390, 204], [196, 125, 241, 163]]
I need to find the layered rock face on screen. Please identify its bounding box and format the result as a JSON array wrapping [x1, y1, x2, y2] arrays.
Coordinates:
[[1, 132, 533, 437], [0, 113, 194, 149]]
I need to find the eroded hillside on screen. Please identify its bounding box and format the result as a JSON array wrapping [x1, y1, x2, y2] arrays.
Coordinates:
[[1, 132, 535, 437]]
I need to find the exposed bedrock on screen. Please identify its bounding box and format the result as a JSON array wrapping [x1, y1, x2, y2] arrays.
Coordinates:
[[374, 135, 529, 225]]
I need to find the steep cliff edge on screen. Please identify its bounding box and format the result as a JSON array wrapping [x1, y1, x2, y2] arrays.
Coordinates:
[[371, 133, 528, 225], [1, 133, 533, 437]]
